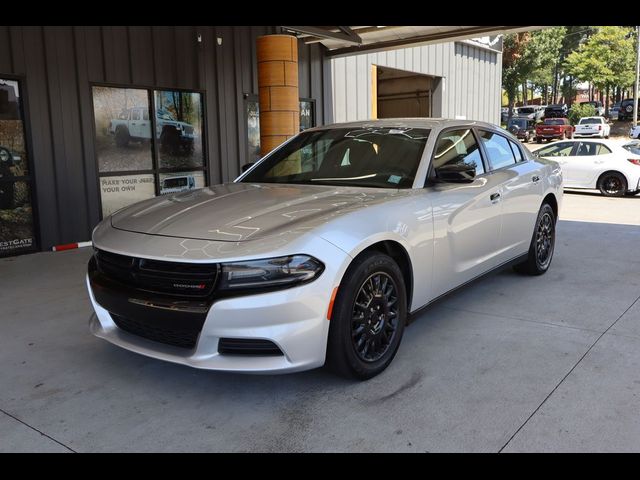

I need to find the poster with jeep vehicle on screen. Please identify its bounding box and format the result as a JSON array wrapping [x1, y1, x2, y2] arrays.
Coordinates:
[[92, 86, 206, 217], [0, 79, 36, 256]]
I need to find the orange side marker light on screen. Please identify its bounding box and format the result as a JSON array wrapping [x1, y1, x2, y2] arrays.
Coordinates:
[[327, 286, 339, 321]]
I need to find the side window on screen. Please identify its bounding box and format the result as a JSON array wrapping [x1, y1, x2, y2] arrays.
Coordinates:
[[432, 129, 485, 176], [596, 143, 612, 155], [131, 109, 142, 121], [478, 130, 516, 169], [508, 139, 524, 163], [536, 142, 574, 157]]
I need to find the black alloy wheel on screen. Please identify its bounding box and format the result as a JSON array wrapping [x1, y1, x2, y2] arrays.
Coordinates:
[[326, 251, 407, 380], [514, 202, 556, 275], [598, 173, 627, 197], [351, 272, 400, 363], [535, 210, 554, 271]]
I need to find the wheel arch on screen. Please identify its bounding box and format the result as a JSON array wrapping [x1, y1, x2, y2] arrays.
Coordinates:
[[348, 239, 414, 316], [596, 170, 629, 191], [542, 192, 558, 220]]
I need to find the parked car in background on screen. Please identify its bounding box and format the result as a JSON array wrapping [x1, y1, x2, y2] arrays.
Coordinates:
[[87, 118, 563, 379], [610, 102, 621, 120], [536, 118, 573, 142], [618, 98, 636, 121], [516, 106, 544, 122], [544, 104, 568, 118], [507, 117, 537, 142], [573, 116, 610, 139], [629, 124, 640, 139], [109, 107, 197, 154], [533, 139, 640, 196], [579, 101, 605, 116], [159, 175, 197, 195]]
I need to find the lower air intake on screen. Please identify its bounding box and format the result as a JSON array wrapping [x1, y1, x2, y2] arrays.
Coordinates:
[[218, 338, 283, 356]]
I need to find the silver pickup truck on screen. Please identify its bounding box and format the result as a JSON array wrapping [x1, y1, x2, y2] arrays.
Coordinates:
[[109, 107, 196, 154]]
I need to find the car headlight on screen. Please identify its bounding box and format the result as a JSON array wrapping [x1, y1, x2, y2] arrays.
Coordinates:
[[218, 255, 324, 291]]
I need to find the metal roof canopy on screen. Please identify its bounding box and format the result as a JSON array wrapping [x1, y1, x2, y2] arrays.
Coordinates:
[[281, 26, 544, 57]]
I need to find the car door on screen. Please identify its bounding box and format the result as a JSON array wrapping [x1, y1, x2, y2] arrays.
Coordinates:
[[128, 108, 144, 138], [568, 142, 615, 187], [427, 127, 503, 297], [535, 141, 578, 186], [478, 130, 543, 261]]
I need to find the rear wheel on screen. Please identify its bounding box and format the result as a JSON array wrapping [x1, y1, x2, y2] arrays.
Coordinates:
[[115, 128, 130, 148], [514, 203, 556, 276], [598, 172, 627, 197], [326, 252, 407, 380]]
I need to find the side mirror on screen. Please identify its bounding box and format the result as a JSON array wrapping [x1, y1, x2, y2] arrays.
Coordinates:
[[435, 163, 476, 183], [241, 162, 255, 173]]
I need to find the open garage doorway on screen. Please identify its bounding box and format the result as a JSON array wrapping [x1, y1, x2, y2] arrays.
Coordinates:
[[374, 66, 440, 119]]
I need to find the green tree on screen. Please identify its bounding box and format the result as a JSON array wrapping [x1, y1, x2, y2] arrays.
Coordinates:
[[564, 26, 636, 115], [503, 33, 541, 118], [528, 27, 566, 104]]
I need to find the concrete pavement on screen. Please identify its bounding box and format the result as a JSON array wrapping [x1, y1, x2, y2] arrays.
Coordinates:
[[1, 193, 639, 452]]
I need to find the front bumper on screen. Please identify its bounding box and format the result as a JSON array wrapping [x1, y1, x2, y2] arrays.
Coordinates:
[[87, 239, 350, 374]]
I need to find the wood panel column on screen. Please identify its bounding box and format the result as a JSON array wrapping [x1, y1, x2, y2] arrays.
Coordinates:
[[257, 34, 299, 156]]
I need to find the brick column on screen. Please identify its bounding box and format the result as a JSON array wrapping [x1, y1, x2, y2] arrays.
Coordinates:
[[257, 34, 299, 156]]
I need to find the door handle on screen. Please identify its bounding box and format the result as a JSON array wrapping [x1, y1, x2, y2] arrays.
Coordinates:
[[532, 175, 540, 183], [490, 192, 501, 202]]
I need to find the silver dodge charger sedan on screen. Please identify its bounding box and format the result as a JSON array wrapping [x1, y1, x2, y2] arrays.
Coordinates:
[[87, 119, 563, 379]]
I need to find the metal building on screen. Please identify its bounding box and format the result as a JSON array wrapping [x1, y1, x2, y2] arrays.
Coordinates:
[[330, 37, 503, 125]]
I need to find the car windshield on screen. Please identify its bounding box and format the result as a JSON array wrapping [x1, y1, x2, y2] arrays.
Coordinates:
[[623, 143, 640, 155], [519, 107, 535, 114], [544, 119, 565, 125], [508, 119, 528, 128], [240, 127, 430, 189], [579, 118, 601, 124]]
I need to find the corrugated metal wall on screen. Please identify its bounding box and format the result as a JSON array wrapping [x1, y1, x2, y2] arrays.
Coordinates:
[[0, 26, 331, 250], [331, 41, 502, 125]]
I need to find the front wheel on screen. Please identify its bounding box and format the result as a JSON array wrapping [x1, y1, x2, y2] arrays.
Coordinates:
[[326, 252, 407, 380], [514, 203, 556, 276], [598, 172, 627, 197]]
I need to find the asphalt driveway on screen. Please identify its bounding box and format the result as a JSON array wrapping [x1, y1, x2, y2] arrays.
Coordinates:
[[1, 192, 639, 452]]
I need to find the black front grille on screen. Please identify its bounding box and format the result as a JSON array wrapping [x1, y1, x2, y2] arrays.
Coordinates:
[[112, 314, 199, 349], [218, 338, 284, 356], [95, 249, 218, 298]]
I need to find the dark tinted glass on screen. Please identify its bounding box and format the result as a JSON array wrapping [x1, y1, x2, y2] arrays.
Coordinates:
[[478, 130, 516, 169], [241, 127, 430, 189], [432, 129, 484, 176]]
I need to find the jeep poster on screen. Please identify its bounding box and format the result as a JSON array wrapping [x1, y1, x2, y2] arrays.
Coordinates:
[[92, 86, 205, 216], [0, 79, 36, 257]]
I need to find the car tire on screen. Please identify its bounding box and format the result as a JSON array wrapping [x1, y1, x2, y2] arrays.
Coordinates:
[[115, 128, 130, 148], [597, 172, 627, 197], [536, 137, 542, 144], [326, 251, 407, 380], [513, 203, 556, 276]]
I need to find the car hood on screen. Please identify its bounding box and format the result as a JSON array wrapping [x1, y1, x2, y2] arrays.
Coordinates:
[[110, 182, 405, 242]]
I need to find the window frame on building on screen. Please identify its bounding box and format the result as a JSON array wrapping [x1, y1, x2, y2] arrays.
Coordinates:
[[0, 73, 40, 257], [89, 82, 209, 219]]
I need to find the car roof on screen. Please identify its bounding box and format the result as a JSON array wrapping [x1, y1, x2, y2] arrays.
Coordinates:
[[549, 138, 618, 146], [307, 118, 501, 132], [579, 116, 605, 120]]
